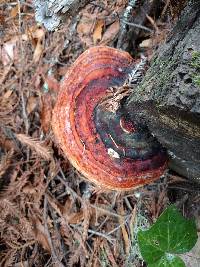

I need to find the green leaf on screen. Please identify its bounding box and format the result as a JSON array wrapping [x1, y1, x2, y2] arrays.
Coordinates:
[[137, 205, 197, 266], [149, 254, 185, 267]]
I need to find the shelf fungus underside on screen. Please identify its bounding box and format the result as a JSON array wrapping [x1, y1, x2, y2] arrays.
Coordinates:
[[52, 46, 167, 190]]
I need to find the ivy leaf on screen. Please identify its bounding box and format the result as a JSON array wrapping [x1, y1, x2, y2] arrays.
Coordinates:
[[138, 205, 197, 266], [149, 255, 185, 267]]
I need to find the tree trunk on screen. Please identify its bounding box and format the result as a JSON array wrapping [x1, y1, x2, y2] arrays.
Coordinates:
[[33, 0, 90, 31], [125, 0, 200, 181]]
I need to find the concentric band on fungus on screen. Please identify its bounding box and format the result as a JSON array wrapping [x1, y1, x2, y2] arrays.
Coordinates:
[[52, 46, 167, 190]]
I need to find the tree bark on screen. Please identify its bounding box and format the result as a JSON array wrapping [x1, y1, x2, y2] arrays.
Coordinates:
[[125, 0, 200, 181], [33, 0, 90, 31]]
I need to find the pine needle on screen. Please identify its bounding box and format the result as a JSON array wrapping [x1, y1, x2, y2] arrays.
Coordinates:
[[16, 133, 52, 160]]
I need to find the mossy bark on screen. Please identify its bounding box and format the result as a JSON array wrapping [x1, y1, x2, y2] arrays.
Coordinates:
[[125, 0, 200, 181]]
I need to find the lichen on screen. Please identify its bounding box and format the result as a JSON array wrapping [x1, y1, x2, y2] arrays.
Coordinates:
[[190, 51, 200, 87]]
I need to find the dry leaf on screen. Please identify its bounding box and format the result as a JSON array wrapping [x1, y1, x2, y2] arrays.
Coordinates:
[[68, 211, 84, 224], [16, 133, 52, 160], [33, 40, 43, 63], [93, 19, 104, 44], [0, 137, 18, 152], [30, 27, 45, 63], [27, 96, 38, 115], [22, 183, 37, 194], [3, 89, 13, 100], [47, 194, 63, 217], [77, 15, 95, 46], [118, 204, 130, 255], [0, 38, 18, 66], [62, 198, 73, 216], [77, 17, 93, 36], [62, 198, 84, 224], [32, 28, 45, 40], [139, 38, 153, 48], [10, 5, 18, 18], [33, 218, 51, 252], [26, 26, 45, 45], [100, 20, 120, 45], [41, 93, 52, 133]]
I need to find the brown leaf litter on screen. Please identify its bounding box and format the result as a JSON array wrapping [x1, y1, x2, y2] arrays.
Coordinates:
[[0, 1, 199, 267]]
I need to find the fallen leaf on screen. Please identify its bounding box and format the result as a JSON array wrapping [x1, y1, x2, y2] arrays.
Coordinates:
[[77, 17, 93, 36], [33, 40, 43, 63], [47, 194, 63, 217], [3, 89, 13, 100], [41, 93, 52, 133], [26, 26, 45, 63], [93, 19, 104, 44], [0, 38, 18, 66], [62, 198, 73, 216], [77, 14, 95, 46], [139, 38, 153, 48], [10, 5, 18, 18], [62, 197, 84, 224], [27, 96, 38, 114], [32, 28, 45, 40], [22, 183, 37, 194], [33, 218, 51, 252], [26, 26, 45, 45], [0, 137, 18, 152], [100, 20, 120, 45], [68, 211, 84, 224]]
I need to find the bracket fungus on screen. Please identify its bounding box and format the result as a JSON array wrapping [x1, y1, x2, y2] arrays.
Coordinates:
[[52, 46, 167, 190]]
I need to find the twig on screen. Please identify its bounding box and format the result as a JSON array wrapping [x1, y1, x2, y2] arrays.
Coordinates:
[[49, 205, 68, 266], [124, 196, 133, 211], [57, 168, 125, 219], [90, 204, 123, 219], [56, 174, 82, 202], [117, 0, 140, 48], [17, 0, 29, 135], [87, 229, 114, 243], [71, 225, 114, 244], [43, 195, 65, 267], [103, 240, 118, 267], [88, 217, 108, 239], [106, 215, 131, 236], [117, 0, 159, 50], [122, 19, 153, 32], [146, 14, 159, 32]]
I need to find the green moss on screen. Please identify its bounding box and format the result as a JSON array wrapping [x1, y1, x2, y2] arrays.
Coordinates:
[[191, 51, 200, 69], [190, 51, 200, 87], [192, 75, 200, 86], [137, 56, 177, 99]]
